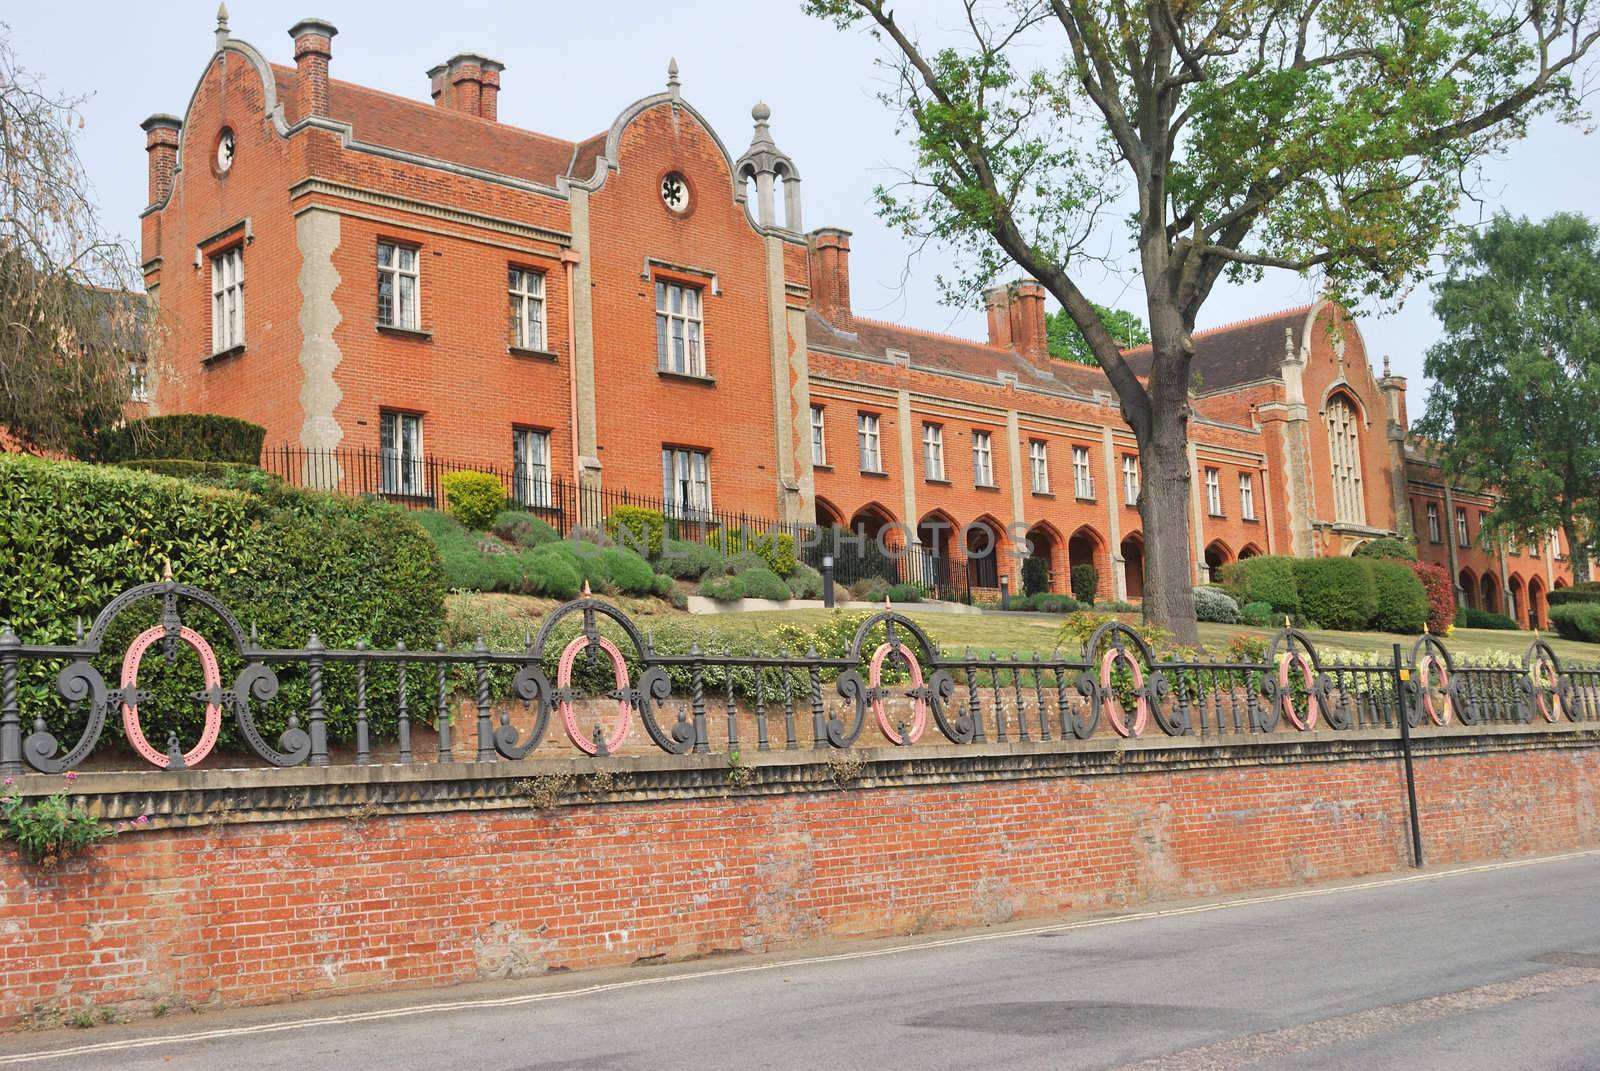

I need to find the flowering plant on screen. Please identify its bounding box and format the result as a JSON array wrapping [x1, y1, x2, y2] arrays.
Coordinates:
[[0, 773, 114, 867]]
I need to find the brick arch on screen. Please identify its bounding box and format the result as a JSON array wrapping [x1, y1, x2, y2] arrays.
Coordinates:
[[1458, 567, 1477, 610], [1528, 576, 1548, 630], [1508, 573, 1526, 629], [1067, 525, 1109, 602], [814, 495, 845, 530], [1203, 540, 1233, 584], [849, 501, 898, 541], [964, 513, 1005, 590], [916, 509, 960, 592], [1120, 531, 1145, 600], [1238, 543, 1263, 560], [1024, 520, 1068, 595], [1479, 571, 1500, 615]]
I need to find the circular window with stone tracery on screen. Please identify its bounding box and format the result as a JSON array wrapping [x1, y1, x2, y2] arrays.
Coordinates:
[[660, 171, 690, 214]]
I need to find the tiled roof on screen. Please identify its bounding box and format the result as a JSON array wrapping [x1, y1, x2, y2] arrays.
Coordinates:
[[272, 66, 589, 187], [1123, 305, 1313, 394]]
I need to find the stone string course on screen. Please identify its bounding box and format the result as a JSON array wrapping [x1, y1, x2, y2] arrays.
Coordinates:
[[1, 725, 1596, 1027]]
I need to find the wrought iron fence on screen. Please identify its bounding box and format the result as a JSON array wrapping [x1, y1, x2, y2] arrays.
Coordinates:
[[2, 578, 1596, 778]]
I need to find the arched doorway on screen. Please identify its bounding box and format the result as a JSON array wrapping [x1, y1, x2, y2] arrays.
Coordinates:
[[1120, 533, 1145, 600], [965, 517, 1001, 590], [917, 510, 959, 594], [1238, 543, 1262, 561], [1529, 577, 1547, 630], [1067, 526, 1106, 603], [1479, 572, 1500, 615], [1024, 522, 1066, 595], [849, 503, 898, 547], [814, 495, 845, 530], [1458, 568, 1477, 610], [1203, 540, 1233, 584], [1508, 574, 1525, 629]]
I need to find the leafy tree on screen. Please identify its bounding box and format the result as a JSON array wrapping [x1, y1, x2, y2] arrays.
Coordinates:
[[1416, 213, 1600, 580], [0, 29, 148, 456], [1046, 304, 1148, 365], [804, 0, 1598, 642]]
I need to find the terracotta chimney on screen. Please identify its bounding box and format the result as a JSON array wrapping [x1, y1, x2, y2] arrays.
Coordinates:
[[141, 114, 182, 206], [430, 54, 504, 120], [984, 281, 1049, 365], [288, 18, 338, 120], [807, 227, 853, 331]]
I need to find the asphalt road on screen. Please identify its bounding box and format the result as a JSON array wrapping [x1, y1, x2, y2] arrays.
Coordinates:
[[4, 852, 1598, 1070]]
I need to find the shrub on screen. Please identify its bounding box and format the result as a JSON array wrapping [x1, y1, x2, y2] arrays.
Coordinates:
[[1549, 588, 1600, 607], [0, 454, 445, 751], [657, 538, 724, 579], [1550, 603, 1600, 643], [1097, 600, 1139, 613], [1368, 560, 1428, 633], [96, 414, 265, 465], [1193, 586, 1239, 624], [849, 577, 892, 602], [605, 506, 665, 558], [2, 775, 114, 866], [414, 511, 585, 599], [698, 574, 745, 601], [888, 582, 924, 603], [116, 459, 261, 483], [1408, 562, 1456, 636], [1005, 593, 1081, 613], [1461, 607, 1519, 630], [706, 527, 796, 577], [1353, 537, 1417, 562], [490, 509, 560, 548], [1239, 600, 1276, 627], [584, 546, 659, 595], [1070, 564, 1099, 605], [1221, 555, 1299, 615], [440, 470, 505, 530], [1291, 558, 1377, 631], [1021, 555, 1050, 596], [522, 545, 582, 600], [734, 567, 791, 601], [787, 564, 824, 600]]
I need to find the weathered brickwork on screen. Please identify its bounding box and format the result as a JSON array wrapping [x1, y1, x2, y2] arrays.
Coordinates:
[[1, 733, 1594, 1027], [139, 16, 1593, 594]]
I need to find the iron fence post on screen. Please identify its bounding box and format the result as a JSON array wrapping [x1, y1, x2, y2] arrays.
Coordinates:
[[0, 627, 19, 776], [305, 633, 329, 767], [1393, 642, 1424, 867]]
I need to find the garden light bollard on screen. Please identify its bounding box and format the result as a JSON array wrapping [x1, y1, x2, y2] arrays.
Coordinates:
[[823, 555, 835, 608], [1000, 574, 1010, 611]]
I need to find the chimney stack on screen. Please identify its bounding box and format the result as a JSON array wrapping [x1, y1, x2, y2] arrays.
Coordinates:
[[807, 228, 853, 331], [288, 18, 338, 120], [429, 54, 504, 120], [141, 114, 183, 206], [984, 281, 1049, 365]]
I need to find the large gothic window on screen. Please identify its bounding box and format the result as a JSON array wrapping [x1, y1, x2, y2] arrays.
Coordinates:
[[1327, 392, 1365, 525]]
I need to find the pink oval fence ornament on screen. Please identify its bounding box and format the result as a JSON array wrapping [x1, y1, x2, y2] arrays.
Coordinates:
[[1099, 647, 1149, 738], [120, 625, 223, 768], [1275, 652, 1321, 731], [1415, 654, 1453, 726], [556, 635, 633, 754], [870, 642, 927, 745], [1530, 658, 1562, 723]]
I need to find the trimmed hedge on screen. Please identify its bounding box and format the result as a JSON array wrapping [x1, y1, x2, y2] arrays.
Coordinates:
[[1353, 537, 1417, 562], [1070, 564, 1098, 605], [1021, 555, 1050, 596], [1549, 588, 1600, 607], [440, 470, 505, 530], [116, 459, 261, 483], [1293, 558, 1377, 631], [734, 567, 791, 601], [606, 506, 665, 559], [97, 414, 265, 465], [1221, 555, 1299, 615], [1368, 560, 1428, 633], [1459, 607, 1519, 630], [0, 454, 444, 752], [1550, 603, 1600, 643]]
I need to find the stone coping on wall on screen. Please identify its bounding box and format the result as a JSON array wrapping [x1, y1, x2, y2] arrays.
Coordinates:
[[16, 721, 1596, 830]]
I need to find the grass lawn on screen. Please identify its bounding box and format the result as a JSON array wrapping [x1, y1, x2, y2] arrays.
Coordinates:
[[663, 606, 1600, 665]]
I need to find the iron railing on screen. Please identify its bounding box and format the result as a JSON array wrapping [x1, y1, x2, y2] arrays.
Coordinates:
[[260, 445, 972, 602], [2, 578, 1596, 777]]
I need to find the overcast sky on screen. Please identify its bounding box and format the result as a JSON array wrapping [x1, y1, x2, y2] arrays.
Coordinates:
[[9, 1, 1597, 408]]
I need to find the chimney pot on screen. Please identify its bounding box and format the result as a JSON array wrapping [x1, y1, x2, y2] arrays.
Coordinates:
[[141, 114, 183, 206], [287, 18, 338, 119], [984, 281, 1049, 366], [430, 53, 504, 120], [807, 228, 854, 332]]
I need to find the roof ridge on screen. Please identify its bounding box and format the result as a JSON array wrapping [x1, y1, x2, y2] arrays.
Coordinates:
[[851, 315, 1007, 353], [1117, 303, 1317, 357], [302, 66, 577, 149]]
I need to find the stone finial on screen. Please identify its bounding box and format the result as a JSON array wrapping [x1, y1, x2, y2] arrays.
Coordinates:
[[667, 57, 680, 98], [215, 3, 230, 49], [753, 101, 771, 123], [1382, 354, 1392, 377]]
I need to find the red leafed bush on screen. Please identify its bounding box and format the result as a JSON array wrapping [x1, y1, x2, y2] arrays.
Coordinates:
[[1408, 561, 1455, 635]]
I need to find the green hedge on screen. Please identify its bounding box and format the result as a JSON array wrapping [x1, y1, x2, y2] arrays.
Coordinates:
[[1353, 537, 1417, 562], [1548, 588, 1600, 607], [1221, 556, 1299, 615], [605, 506, 666, 558], [706, 526, 797, 577], [1458, 607, 1519, 630], [1021, 555, 1050, 596], [1070, 564, 1098, 605], [115, 459, 262, 483], [490, 509, 560, 549], [1367, 560, 1428, 633], [97, 414, 266, 464], [0, 454, 445, 753], [1293, 558, 1377, 631], [1550, 603, 1600, 643]]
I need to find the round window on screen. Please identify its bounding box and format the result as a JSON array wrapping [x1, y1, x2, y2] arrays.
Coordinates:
[[660, 171, 690, 214], [215, 128, 236, 174]]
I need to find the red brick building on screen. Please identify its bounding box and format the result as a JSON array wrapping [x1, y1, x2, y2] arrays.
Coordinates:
[[137, 14, 1590, 615]]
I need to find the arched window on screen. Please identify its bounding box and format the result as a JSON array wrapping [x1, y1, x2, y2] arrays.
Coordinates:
[[1327, 393, 1365, 525]]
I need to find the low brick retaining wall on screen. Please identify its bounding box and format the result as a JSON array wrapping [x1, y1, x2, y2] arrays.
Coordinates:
[[2, 724, 1596, 1028]]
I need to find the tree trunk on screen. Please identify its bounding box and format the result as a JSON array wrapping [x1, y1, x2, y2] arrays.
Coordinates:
[[1564, 520, 1590, 586], [1134, 319, 1200, 646]]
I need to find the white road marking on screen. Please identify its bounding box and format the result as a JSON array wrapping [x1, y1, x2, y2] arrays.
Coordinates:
[[2, 849, 1596, 1066]]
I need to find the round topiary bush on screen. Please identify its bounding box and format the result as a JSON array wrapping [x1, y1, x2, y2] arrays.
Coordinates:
[[440, 470, 505, 530], [605, 506, 666, 558], [1368, 559, 1428, 633], [1221, 555, 1299, 615], [734, 566, 792, 601], [1353, 537, 1418, 562], [1193, 586, 1239, 623], [1292, 557, 1377, 631], [698, 574, 746, 602], [1070, 563, 1099, 605]]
